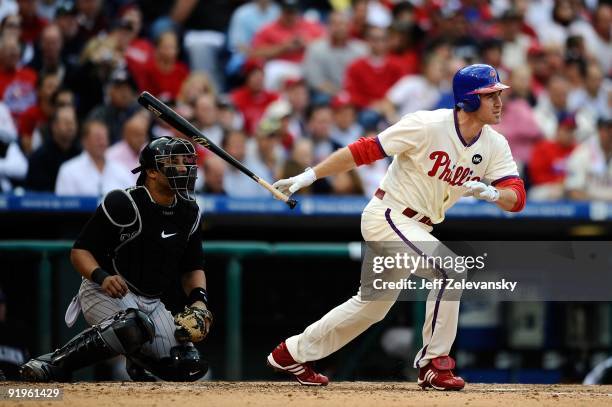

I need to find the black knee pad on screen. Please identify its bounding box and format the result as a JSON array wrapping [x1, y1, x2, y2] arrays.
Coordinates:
[[100, 309, 155, 355]]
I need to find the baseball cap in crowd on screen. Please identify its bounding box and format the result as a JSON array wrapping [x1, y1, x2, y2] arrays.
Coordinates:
[[256, 117, 282, 137], [109, 68, 138, 90], [330, 91, 354, 110], [280, 0, 300, 12], [527, 42, 545, 58], [56, 1, 77, 17], [282, 76, 305, 90], [242, 59, 264, 76], [558, 114, 577, 129]]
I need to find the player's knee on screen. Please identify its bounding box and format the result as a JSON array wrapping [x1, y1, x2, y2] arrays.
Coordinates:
[[99, 308, 155, 355]]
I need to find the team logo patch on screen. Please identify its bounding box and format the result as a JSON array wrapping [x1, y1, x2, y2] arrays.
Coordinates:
[[472, 154, 483, 165]]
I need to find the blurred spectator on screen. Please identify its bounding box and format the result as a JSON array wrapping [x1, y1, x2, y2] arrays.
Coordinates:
[[528, 115, 577, 200], [251, 0, 325, 90], [568, 2, 611, 74], [302, 10, 367, 102], [526, 43, 551, 97], [55, 119, 132, 195], [566, 118, 612, 201], [534, 74, 571, 139], [18, 70, 60, 154], [27, 24, 69, 79], [201, 154, 226, 195], [120, 4, 154, 84], [193, 93, 223, 146], [244, 117, 285, 188], [0, 35, 37, 119], [230, 60, 279, 136], [498, 8, 531, 71], [222, 129, 265, 197], [280, 76, 309, 139], [344, 25, 403, 129], [306, 104, 341, 166], [87, 68, 139, 144], [387, 20, 421, 77], [25, 104, 79, 191], [51, 86, 75, 107], [17, 0, 48, 46], [216, 95, 244, 132], [385, 54, 445, 118], [330, 91, 362, 147], [54, 0, 81, 66], [492, 66, 542, 172], [280, 137, 313, 189], [0, 0, 17, 22], [568, 63, 611, 121], [180, 0, 242, 91], [330, 169, 364, 195], [227, 0, 280, 73], [106, 112, 149, 181], [0, 13, 21, 39], [480, 38, 505, 73], [0, 286, 29, 380], [0, 106, 27, 191], [139, 30, 189, 101], [75, 0, 107, 42], [261, 98, 294, 151], [177, 71, 216, 108]]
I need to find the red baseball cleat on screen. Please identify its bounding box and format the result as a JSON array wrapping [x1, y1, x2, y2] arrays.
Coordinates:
[[417, 356, 465, 391], [267, 342, 329, 386]]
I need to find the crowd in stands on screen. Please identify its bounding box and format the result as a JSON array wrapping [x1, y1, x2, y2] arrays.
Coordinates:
[[0, 0, 609, 201]]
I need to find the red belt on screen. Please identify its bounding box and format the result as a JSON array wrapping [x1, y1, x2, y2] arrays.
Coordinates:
[[375, 188, 433, 226]]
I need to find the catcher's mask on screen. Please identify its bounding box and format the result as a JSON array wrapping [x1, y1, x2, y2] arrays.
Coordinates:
[[132, 137, 198, 201]]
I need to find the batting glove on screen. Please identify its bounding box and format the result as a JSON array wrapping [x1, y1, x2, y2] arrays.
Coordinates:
[[463, 180, 500, 202], [273, 168, 317, 195]]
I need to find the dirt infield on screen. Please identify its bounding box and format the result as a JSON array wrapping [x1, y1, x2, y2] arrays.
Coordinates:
[[2, 382, 612, 407]]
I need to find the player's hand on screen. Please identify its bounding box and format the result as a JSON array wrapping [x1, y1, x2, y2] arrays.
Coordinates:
[[101, 275, 129, 298], [463, 180, 500, 202], [174, 303, 214, 343], [273, 168, 317, 196]]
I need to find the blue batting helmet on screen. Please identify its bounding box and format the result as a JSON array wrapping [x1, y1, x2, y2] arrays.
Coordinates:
[[453, 64, 509, 112]]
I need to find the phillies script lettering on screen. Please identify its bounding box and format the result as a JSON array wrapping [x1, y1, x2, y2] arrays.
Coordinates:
[[427, 151, 480, 186]]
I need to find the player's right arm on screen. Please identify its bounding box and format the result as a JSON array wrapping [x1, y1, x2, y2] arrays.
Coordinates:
[[274, 115, 423, 195], [71, 190, 133, 298]]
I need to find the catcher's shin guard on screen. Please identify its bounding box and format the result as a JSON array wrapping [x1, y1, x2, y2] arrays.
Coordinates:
[[20, 308, 155, 382]]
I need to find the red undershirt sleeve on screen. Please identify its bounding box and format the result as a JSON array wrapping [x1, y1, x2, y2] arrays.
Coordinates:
[[493, 177, 526, 212], [348, 136, 387, 166]]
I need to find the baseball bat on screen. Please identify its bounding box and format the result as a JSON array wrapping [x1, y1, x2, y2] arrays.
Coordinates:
[[138, 91, 297, 209]]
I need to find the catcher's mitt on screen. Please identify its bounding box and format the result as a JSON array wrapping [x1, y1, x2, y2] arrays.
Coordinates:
[[174, 306, 213, 343]]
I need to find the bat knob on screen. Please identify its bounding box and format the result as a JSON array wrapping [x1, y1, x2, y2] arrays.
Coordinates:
[[287, 199, 298, 209]]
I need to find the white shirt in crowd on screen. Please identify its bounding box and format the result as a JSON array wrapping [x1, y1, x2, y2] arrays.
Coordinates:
[[565, 136, 612, 200], [386, 75, 442, 117], [55, 152, 133, 196]]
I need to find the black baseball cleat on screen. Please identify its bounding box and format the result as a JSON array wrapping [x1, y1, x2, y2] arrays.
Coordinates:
[[19, 355, 66, 382]]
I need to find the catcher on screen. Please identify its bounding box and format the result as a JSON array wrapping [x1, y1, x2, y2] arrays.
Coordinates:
[[20, 137, 213, 382]]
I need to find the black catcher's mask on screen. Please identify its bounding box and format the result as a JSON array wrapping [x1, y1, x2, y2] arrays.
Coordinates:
[[132, 137, 198, 201]]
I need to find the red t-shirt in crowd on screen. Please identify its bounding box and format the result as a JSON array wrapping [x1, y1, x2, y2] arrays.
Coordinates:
[[252, 19, 325, 63], [0, 67, 38, 118], [529, 140, 576, 185], [388, 50, 421, 76], [139, 60, 189, 101], [18, 104, 48, 138], [230, 87, 279, 135], [344, 56, 404, 109], [125, 38, 155, 85]]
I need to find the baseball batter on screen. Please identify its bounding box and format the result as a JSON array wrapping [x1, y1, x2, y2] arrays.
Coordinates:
[[19, 137, 213, 382], [267, 64, 526, 390]]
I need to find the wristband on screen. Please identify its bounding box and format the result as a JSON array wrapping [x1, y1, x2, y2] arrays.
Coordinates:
[[188, 287, 209, 306], [91, 267, 111, 286]]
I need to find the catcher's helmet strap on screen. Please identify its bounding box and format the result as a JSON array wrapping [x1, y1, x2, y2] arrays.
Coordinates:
[[131, 166, 143, 174]]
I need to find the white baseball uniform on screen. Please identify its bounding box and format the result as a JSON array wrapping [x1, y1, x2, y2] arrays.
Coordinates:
[[285, 108, 520, 368]]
